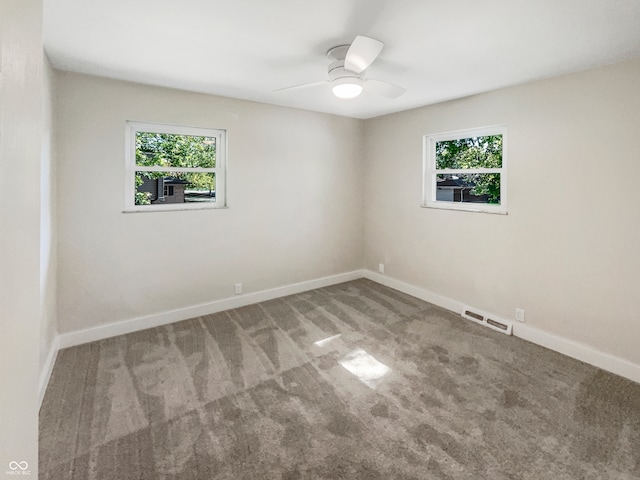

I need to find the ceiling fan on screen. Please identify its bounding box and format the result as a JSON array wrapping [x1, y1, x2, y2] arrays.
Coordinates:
[[275, 36, 405, 100]]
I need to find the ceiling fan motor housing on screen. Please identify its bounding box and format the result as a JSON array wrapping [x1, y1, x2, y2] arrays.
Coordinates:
[[327, 45, 362, 82]]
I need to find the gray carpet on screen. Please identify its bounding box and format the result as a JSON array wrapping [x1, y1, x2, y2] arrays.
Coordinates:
[[39, 279, 640, 479]]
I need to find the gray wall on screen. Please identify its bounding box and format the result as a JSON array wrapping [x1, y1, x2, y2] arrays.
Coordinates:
[[55, 72, 364, 334], [363, 58, 640, 366], [0, 0, 52, 475]]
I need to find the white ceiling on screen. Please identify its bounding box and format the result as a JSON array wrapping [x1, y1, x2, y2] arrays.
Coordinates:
[[43, 0, 640, 119]]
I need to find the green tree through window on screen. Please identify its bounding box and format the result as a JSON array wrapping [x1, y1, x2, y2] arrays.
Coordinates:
[[435, 135, 502, 203], [135, 132, 217, 205]]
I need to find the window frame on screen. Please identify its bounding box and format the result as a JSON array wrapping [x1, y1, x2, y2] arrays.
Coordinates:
[[124, 121, 227, 212], [421, 125, 507, 215]]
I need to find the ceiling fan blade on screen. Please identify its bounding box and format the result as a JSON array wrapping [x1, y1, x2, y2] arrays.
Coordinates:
[[363, 79, 406, 99], [344, 36, 383, 73], [273, 80, 327, 93]]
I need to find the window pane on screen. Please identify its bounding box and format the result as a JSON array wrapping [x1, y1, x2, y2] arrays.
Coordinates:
[[135, 132, 216, 168], [435, 135, 502, 170], [135, 172, 216, 205], [436, 173, 500, 204]]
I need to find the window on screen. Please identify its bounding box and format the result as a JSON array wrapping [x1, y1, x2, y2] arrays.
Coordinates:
[[422, 125, 506, 214], [125, 121, 226, 211]]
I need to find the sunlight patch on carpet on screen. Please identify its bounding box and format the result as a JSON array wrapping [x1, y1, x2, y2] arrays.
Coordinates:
[[339, 348, 390, 389], [314, 334, 342, 347]]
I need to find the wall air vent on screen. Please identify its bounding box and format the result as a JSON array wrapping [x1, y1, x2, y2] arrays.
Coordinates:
[[462, 306, 513, 335]]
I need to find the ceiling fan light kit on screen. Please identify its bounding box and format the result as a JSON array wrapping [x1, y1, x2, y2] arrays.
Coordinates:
[[275, 36, 405, 100], [332, 77, 363, 99]]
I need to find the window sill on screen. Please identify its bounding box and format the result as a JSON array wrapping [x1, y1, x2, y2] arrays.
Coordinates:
[[123, 204, 228, 213], [420, 203, 508, 215]]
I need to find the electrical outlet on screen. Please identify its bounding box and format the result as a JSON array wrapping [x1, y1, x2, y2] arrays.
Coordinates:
[[234, 283, 242, 295], [515, 308, 525, 322], [378, 263, 385, 273]]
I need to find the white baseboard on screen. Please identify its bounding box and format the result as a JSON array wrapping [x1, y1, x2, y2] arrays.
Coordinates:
[[57, 270, 365, 350], [363, 269, 640, 385], [39, 335, 59, 408], [513, 323, 640, 385], [43, 268, 639, 405], [363, 270, 465, 314]]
